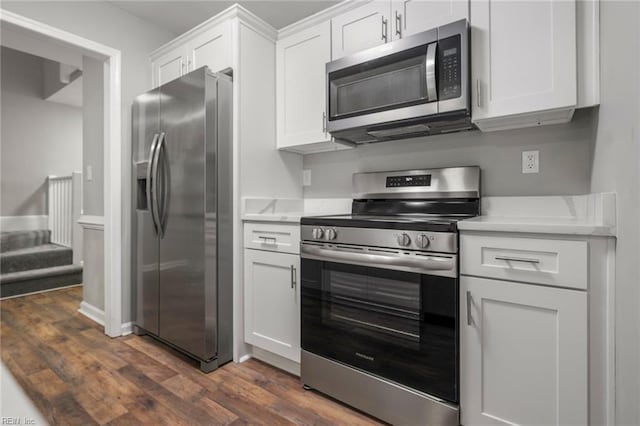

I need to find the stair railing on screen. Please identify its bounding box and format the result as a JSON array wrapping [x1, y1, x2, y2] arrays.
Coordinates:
[[47, 173, 82, 252]]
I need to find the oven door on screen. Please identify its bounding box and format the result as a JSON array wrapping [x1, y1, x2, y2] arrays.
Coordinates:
[[301, 251, 458, 403]]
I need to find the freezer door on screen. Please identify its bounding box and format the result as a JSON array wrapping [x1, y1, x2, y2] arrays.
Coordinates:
[[157, 68, 216, 361], [132, 89, 161, 335]]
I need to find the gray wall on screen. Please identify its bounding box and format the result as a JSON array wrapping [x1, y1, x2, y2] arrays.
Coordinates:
[[0, 1, 176, 320], [0, 47, 82, 217], [82, 228, 105, 309], [303, 108, 596, 198], [82, 56, 104, 216], [589, 2, 640, 425]]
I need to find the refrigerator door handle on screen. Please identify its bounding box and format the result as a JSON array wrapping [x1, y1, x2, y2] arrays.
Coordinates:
[[146, 132, 160, 234], [157, 132, 169, 237], [151, 131, 165, 237]]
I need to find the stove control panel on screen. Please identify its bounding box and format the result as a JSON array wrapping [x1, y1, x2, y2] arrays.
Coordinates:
[[417, 234, 431, 249], [397, 233, 411, 247], [312, 227, 337, 241], [312, 228, 324, 239], [301, 226, 457, 254]]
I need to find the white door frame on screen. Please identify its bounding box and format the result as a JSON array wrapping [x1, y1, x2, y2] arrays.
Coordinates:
[[0, 9, 123, 337]]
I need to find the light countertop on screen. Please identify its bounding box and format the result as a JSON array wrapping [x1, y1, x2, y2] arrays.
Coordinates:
[[458, 216, 615, 236], [241, 194, 617, 237], [241, 197, 351, 224], [241, 213, 303, 223], [458, 193, 616, 237]]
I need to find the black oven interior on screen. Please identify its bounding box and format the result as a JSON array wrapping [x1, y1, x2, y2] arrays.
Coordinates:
[[301, 258, 458, 403]]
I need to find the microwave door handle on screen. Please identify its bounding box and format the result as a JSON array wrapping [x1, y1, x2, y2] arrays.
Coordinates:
[[426, 42, 438, 102]]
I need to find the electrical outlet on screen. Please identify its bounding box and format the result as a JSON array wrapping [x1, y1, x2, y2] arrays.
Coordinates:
[[303, 169, 311, 186], [522, 150, 539, 174]]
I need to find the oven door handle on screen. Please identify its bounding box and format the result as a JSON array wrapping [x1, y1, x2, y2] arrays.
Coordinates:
[[301, 244, 456, 277]]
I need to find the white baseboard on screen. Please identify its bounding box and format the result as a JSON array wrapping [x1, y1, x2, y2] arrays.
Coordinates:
[[0, 215, 48, 232], [78, 301, 105, 326], [121, 322, 133, 336], [238, 354, 252, 363], [251, 346, 300, 376], [78, 303, 132, 337]]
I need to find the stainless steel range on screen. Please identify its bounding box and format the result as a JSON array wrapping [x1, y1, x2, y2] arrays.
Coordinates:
[[300, 166, 480, 426]]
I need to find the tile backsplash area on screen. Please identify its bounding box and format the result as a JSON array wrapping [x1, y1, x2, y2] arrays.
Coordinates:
[[303, 108, 597, 198]]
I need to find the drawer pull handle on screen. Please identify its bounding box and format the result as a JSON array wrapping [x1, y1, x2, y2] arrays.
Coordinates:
[[495, 256, 540, 264], [259, 236, 277, 244], [290, 265, 297, 289]]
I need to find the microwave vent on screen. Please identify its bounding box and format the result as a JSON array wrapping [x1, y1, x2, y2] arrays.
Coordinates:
[[367, 124, 431, 139]]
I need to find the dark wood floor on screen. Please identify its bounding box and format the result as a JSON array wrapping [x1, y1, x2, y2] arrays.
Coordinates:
[[0, 287, 382, 425]]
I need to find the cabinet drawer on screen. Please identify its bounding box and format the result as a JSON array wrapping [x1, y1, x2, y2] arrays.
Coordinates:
[[460, 234, 587, 289], [244, 222, 300, 254]]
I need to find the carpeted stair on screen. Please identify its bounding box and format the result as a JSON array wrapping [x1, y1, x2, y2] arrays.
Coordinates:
[[0, 230, 82, 298]]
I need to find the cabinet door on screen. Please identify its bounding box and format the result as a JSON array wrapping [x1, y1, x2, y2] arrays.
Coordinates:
[[277, 22, 331, 149], [187, 20, 232, 74], [244, 250, 300, 362], [391, 0, 468, 40], [460, 276, 587, 426], [331, 1, 392, 59], [153, 47, 186, 87], [471, 0, 576, 121]]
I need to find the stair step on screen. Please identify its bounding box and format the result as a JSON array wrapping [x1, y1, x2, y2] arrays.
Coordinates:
[[0, 230, 51, 253], [0, 264, 83, 298], [1, 244, 73, 274]]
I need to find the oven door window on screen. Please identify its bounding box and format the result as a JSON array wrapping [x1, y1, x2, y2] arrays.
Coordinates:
[[328, 45, 432, 121], [301, 259, 458, 402]]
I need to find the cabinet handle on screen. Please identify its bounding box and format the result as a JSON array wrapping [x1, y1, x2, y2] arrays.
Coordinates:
[[259, 236, 277, 244], [322, 111, 327, 134], [476, 79, 481, 107], [466, 291, 473, 326], [395, 11, 402, 37], [290, 265, 297, 289], [495, 256, 541, 264], [381, 17, 388, 42]]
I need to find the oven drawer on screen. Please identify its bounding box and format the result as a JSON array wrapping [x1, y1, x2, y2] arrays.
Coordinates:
[[244, 222, 300, 254], [460, 234, 587, 290]]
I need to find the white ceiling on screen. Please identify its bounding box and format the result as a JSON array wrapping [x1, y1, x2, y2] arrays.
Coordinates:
[[108, 1, 340, 35]]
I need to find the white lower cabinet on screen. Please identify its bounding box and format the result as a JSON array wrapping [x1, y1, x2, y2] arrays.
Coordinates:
[[460, 275, 587, 426], [244, 248, 300, 362]]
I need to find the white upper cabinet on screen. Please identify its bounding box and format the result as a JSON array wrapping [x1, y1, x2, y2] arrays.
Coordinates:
[[153, 47, 186, 87], [461, 276, 588, 426], [277, 22, 332, 151], [471, 0, 578, 130], [187, 20, 232, 74], [331, 1, 392, 59], [150, 19, 232, 88], [391, 0, 468, 40]]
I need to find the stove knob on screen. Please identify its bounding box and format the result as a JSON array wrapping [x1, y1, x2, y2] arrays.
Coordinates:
[[312, 228, 324, 239], [397, 233, 411, 247], [418, 234, 431, 249], [325, 228, 337, 240]]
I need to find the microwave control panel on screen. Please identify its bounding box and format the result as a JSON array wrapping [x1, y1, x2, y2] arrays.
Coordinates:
[[438, 35, 461, 100]]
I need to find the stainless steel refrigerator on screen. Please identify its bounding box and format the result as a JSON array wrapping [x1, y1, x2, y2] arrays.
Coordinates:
[[131, 67, 233, 372]]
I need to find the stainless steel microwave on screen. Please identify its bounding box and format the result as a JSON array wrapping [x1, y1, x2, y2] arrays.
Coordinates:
[[326, 19, 472, 144]]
